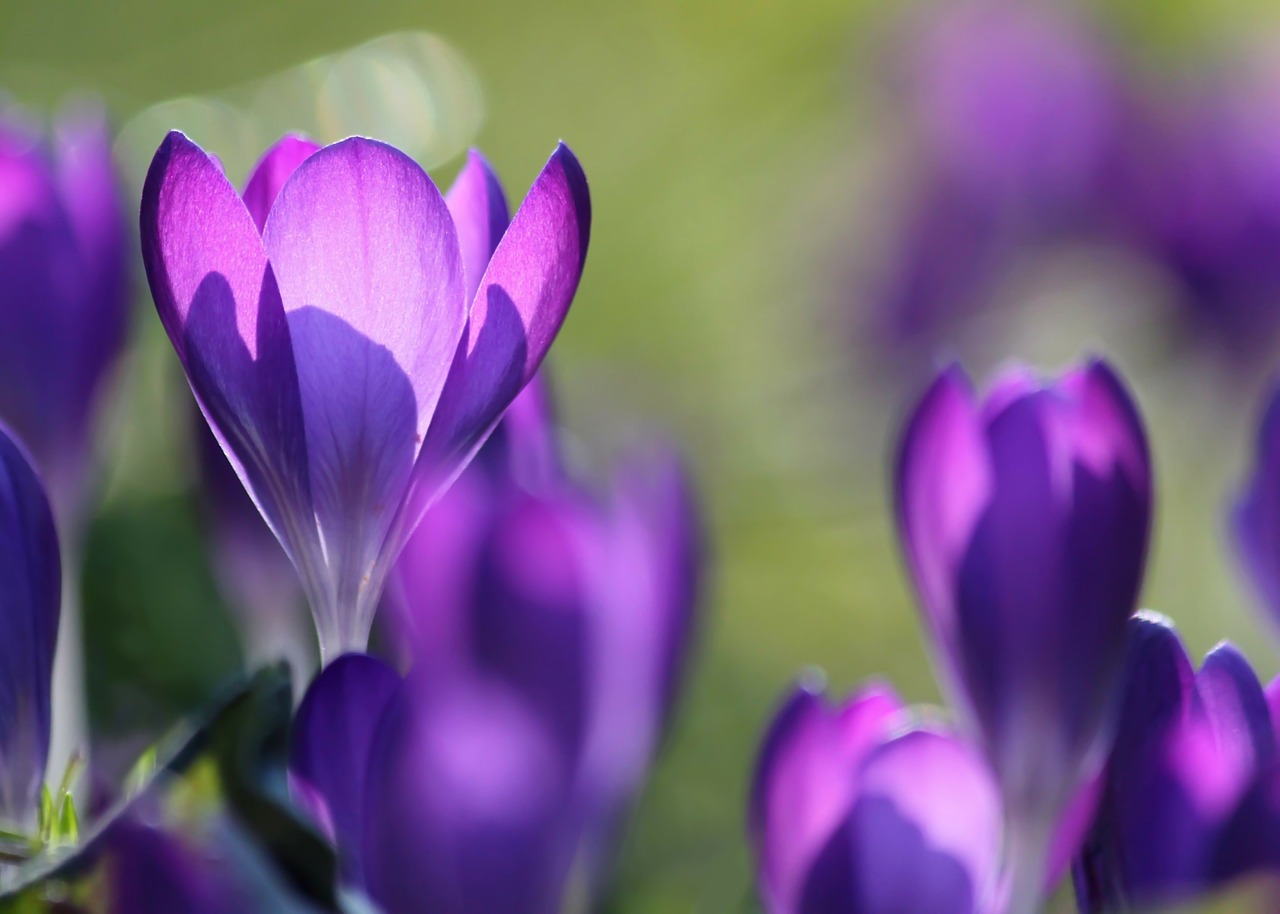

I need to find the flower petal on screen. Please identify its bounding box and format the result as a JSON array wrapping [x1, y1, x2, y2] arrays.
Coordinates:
[[363, 674, 574, 914], [416, 142, 591, 500], [799, 729, 1002, 914], [1231, 379, 1280, 633], [290, 652, 401, 888], [261, 137, 468, 651], [140, 130, 314, 583], [241, 135, 321, 234], [445, 149, 510, 304], [0, 424, 59, 824], [749, 681, 904, 914]]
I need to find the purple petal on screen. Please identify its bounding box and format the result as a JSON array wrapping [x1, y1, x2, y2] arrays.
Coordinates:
[[262, 137, 468, 653], [749, 682, 904, 914], [0, 424, 59, 824], [414, 142, 591, 503], [140, 131, 315, 604], [895, 364, 990, 668], [290, 652, 400, 888], [799, 729, 1002, 914], [104, 818, 242, 913], [1197, 644, 1276, 770], [240, 135, 321, 234], [445, 149, 510, 304], [1231, 380, 1280, 633], [363, 674, 575, 914]]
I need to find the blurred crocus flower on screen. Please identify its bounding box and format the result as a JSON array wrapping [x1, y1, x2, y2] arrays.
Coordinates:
[[895, 358, 1152, 901], [140, 132, 590, 659], [900, 0, 1122, 214], [867, 0, 1124, 349], [1074, 613, 1280, 910], [290, 656, 576, 914], [0, 423, 61, 826], [0, 105, 130, 527], [193, 415, 312, 680], [290, 382, 704, 910], [1117, 58, 1280, 355], [748, 680, 1003, 914], [1231, 379, 1280, 631]]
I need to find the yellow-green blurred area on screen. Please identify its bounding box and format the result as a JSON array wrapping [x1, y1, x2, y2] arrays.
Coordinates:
[[6, 0, 1280, 910]]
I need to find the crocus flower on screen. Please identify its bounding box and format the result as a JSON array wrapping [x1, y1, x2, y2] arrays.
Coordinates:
[[1074, 612, 1280, 910], [1116, 58, 1280, 356], [0, 105, 130, 527], [290, 655, 576, 914], [293, 377, 704, 907], [748, 680, 1003, 914], [1232, 379, 1280, 632], [384, 377, 703, 894], [899, 0, 1122, 215], [0, 422, 61, 827], [140, 133, 590, 659], [894, 358, 1152, 900]]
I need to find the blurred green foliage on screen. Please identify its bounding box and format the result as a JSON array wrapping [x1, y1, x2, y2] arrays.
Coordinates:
[[6, 0, 1280, 910]]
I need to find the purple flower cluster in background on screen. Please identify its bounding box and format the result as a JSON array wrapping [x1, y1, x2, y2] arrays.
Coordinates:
[[748, 357, 1280, 913], [867, 0, 1280, 361]]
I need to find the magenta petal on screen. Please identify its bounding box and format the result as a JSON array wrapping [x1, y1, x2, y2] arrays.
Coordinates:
[[749, 682, 904, 914], [241, 135, 321, 234], [446, 149, 510, 304], [416, 143, 591, 500], [290, 652, 401, 888], [262, 137, 467, 652], [140, 131, 315, 590]]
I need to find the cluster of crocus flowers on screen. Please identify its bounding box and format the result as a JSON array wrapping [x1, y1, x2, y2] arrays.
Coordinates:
[[288, 373, 703, 912], [141, 131, 591, 659], [865, 0, 1280, 361]]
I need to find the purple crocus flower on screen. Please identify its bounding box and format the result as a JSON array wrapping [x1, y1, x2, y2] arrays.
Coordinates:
[[0, 423, 61, 826], [290, 656, 576, 914], [894, 358, 1152, 900], [749, 681, 1004, 914], [1116, 59, 1280, 355], [899, 0, 1122, 214], [1074, 612, 1280, 910], [291, 380, 704, 908], [0, 105, 130, 526], [140, 133, 590, 659], [385, 381, 703, 893]]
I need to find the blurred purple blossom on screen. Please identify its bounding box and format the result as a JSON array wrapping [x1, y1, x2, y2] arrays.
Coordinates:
[[289, 372, 704, 911], [0, 104, 130, 527], [140, 132, 590, 659], [749, 681, 1003, 914], [1074, 613, 1280, 910], [894, 358, 1151, 903]]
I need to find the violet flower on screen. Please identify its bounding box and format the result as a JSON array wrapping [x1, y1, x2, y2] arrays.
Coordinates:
[[291, 382, 704, 909], [290, 656, 575, 914], [0, 423, 61, 826], [894, 358, 1152, 903], [0, 105, 130, 527], [1074, 612, 1280, 910], [140, 133, 590, 659], [1116, 61, 1280, 356], [748, 681, 1003, 914]]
